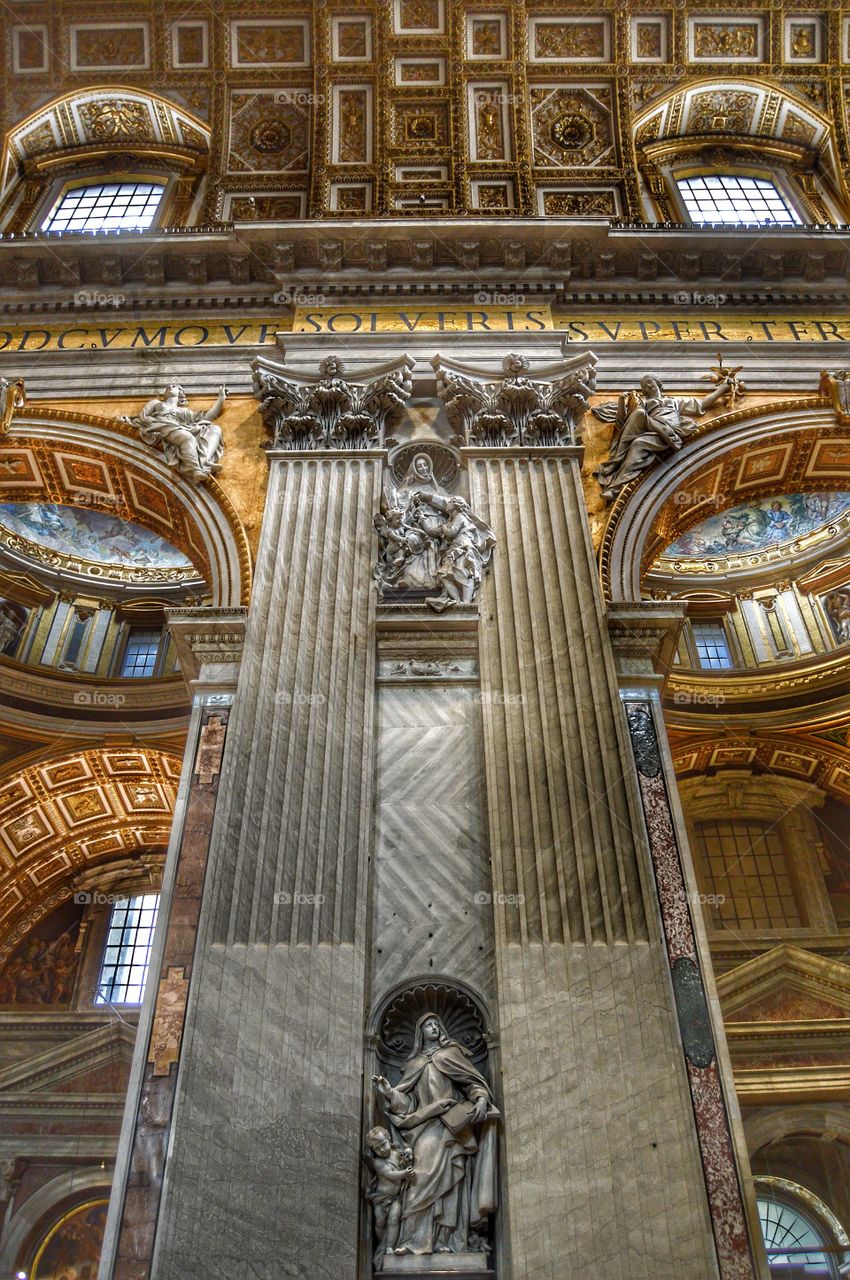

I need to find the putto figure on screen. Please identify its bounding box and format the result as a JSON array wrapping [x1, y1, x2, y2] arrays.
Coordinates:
[[370, 1013, 498, 1260], [593, 372, 735, 501], [374, 452, 496, 612], [125, 383, 226, 482], [365, 1127, 415, 1265]]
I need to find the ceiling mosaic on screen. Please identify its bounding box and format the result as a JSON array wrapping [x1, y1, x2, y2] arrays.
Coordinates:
[[0, 1, 848, 222], [0, 502, 193, 573], [662, 492, 850, 565]]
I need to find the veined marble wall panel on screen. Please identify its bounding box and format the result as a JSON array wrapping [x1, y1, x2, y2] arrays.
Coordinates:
[[153, 455, 381, 1280], [468, 452, 719, 1278], [372, 679, 494, 999]]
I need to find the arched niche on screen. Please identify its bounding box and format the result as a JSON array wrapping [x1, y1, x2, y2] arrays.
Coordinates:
[[0, 1171, 111, 1278], [364, 978, 500, 1271]]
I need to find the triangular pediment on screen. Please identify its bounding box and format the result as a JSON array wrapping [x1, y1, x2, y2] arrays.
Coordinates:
[[717, 945, 850, 1022], [0, 1019, 136, 1094]]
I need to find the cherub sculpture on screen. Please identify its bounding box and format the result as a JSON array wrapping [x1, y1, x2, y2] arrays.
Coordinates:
[[365, 1126, 415, 1266]]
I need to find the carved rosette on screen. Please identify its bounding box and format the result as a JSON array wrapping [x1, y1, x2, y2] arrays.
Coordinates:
[[432, 351, 598, 448], [252, 353, 414, 450]]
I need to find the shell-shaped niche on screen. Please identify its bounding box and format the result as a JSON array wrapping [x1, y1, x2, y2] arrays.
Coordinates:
[[377, 981, 488, 1073]]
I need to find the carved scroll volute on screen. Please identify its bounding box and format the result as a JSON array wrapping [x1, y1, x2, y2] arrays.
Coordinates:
[[432, 351, 598, 448], [251, 353, 415, 450], [819, 369, 850, 423]]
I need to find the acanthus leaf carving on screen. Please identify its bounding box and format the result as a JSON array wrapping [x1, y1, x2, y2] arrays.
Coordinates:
[[252, 353, 414, 450], [433, 351, 597, 448]]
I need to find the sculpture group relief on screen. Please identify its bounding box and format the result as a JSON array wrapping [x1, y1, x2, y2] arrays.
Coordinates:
[[373, 451, 496, 613]]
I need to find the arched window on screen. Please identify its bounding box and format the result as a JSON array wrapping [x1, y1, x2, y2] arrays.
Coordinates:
[[0, 88, 210, 233], [677, 173, 801, 225], [95, 892, 160, 1006], [41, 178, 166, 232], [758, 1192, 842, 1278], [632, 80, 845, 225]]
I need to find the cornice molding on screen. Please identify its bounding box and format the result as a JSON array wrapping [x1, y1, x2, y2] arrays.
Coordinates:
[[0, 221, 847, 315]]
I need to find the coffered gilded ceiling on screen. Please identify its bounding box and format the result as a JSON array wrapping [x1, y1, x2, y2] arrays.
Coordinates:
[[2, 0, 849, 222], [0, 746, 180, 959]]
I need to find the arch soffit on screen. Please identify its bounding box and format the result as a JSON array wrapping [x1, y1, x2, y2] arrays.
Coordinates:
[[0, 743, 181, 962], [599, 399, 850, 603], [745, 1105, 850, 1155], [633, 78, 831, 154], [0, 409, 251, 606], [0, 85, 210, 200], [670, 733, 850, 807]]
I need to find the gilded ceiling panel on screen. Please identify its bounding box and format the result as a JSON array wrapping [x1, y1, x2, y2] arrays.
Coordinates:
[[0, 0, 844, 222]]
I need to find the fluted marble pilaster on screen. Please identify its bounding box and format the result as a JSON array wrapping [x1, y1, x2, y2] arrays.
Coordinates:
[[151, 453, 382, 1280], [466, 448, 721, 1280]]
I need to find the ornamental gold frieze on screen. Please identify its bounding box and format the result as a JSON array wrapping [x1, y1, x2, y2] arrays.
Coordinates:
[[0, 527, 199, 585], [670, 734, 850, 806]]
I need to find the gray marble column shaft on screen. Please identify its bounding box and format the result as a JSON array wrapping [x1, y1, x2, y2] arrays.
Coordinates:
[[152, 453, 382, 1280], [466, 448, 720, 1280]]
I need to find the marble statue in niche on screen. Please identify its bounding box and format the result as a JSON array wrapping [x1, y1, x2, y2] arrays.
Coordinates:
[[367, 987, 499, 1272], [374, 451, 495, 612], [593, 368, 738, 500], [125, 383, 226, 482]]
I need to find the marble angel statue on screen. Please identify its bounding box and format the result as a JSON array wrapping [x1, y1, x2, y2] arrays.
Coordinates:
[[125, 383, 226, 482], [593, 372, 736, 501]]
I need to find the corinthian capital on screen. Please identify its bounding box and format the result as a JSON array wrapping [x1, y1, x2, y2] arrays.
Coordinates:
[[252, 353, 414, 450], [432, 351, 597, 448]]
